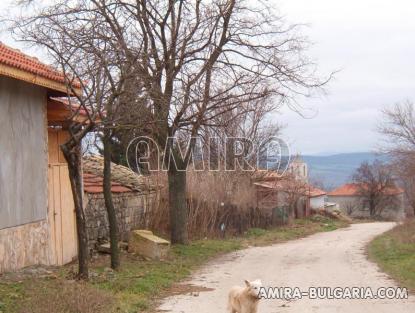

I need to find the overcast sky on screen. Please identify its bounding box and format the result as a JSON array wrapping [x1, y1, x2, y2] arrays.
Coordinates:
[[275, 0, 415, 155], [1, 0, 415, 155]]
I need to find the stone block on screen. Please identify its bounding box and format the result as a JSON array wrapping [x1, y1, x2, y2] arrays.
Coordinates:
[[97, 243, 111, 254], [128, 230, 170, 260]]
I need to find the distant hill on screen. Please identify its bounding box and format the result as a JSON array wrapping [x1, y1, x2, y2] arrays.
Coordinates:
[[303, 152, 389, 190]]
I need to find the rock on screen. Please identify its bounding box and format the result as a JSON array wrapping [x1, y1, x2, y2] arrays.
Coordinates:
[[98, 242, 129, 254], [97, 243, 111, 254], [119, 241, 129, 251], [128, 230, 170, 260]]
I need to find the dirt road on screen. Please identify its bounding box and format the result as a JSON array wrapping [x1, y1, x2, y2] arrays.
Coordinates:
[[158, 222, 415, 313]]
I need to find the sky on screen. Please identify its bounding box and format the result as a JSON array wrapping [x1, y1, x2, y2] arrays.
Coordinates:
[[274, 0, 415, 155], [1, 0, 415, 156]]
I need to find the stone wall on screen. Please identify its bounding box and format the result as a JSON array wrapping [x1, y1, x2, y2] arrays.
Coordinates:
[[84, 192, 155, 251], [0, 220, 51, 273]]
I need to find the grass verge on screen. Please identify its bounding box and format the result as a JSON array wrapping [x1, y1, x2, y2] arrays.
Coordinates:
[[0, 216, 348, 313], [368, 219, 415, 291]]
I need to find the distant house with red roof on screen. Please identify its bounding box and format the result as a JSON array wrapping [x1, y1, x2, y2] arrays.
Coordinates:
[[254, 155, 330, 223], [327, 183, 405, 220], [254, 171, 327, 223], [308, 186, 327, 210]]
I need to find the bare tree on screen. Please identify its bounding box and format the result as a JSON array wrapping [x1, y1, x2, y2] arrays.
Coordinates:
[[260, 173, 308, 220], [343, 200, 358, 216], [391, 157, 415, 216], [10, 24, 101, 278], [200, 98, 285, 171], [379, 101, 415, 150], [118, 0, 328, 243], [379, 101, 415, 215], [280, 174, 309, 219], [11, 0, 143, 273], [352, 160, 397, 217], [61, 124, 94, 279], [13, 0, 330, 245], [308, 175, 332, 193]]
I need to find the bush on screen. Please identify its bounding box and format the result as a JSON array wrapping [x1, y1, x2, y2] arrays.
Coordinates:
[[146, 170, 271, 239]]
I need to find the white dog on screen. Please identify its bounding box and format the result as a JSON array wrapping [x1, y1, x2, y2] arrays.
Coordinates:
[[227, 279, 262, 313]]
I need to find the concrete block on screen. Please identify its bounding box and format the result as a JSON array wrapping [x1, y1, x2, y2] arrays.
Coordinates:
[[128, 230, 170, 260]]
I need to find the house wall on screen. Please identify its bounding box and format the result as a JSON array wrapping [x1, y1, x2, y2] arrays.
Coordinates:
[[0, 221, 50, 272], [310, 196, 325, 209], [0, 76, 48, 228], [256, 187, 310, 223], [84, 192, 156, 251], [328, 194, 406, 220], [288, 161, 308, 182], [0, 76, 50, 272]]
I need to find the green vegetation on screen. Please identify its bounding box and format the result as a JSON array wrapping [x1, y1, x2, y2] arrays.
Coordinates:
[[0, 217, 348, 313], [368, 219, 415, 291]]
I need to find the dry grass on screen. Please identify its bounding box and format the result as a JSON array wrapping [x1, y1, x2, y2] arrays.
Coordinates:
[[387, 219, 415, 244], [147, 170, 271, 239], [0, 277, 115, 313], [368, 219, 415, 291], [0, 217, 348, 313]]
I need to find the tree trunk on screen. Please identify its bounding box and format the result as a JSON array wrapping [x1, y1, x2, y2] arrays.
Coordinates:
[[168, 167, 188, 244], [61, 143, 89, 280], [103, 130, 120, 270], [369, 199, 376, 217]]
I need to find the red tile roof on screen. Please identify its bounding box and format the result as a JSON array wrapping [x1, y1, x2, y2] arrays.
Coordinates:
[[83, 155, 158, 194], [253, 170, 282, 181], [47, 98, 87, 120], [255, 181, 327, 198], [308, 186, 327, 198], [83, 173, 133, 194], [253, 181, 284, 189], [328, 183, 403, 196], [0, 42, 81, 90]]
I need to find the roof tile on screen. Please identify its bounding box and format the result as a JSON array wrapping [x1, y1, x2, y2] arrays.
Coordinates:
[[83, 155, 158, 194], [0, 42, 81, 88], [328, 183, 403, 196], [83, 172, 133, 193]]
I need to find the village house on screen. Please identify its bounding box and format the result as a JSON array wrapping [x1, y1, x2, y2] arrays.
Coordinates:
[[308, 187, 327, 210], [254, 157, 323, 223], [327, 183, 406, 220], [0, 43, 155, 272], [0, 42, 83, 272]]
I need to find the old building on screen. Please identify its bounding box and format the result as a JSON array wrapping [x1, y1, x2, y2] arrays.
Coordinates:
[[308, 187, 327, 210], [254, 157, 323, 223], [287, 155, 308, 183], [0, 43, 157, 273], [0, 43, 81, 272], [254, 174, 311, 224], [83, 156, 157, 252], [327, 183, 405, 220]]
